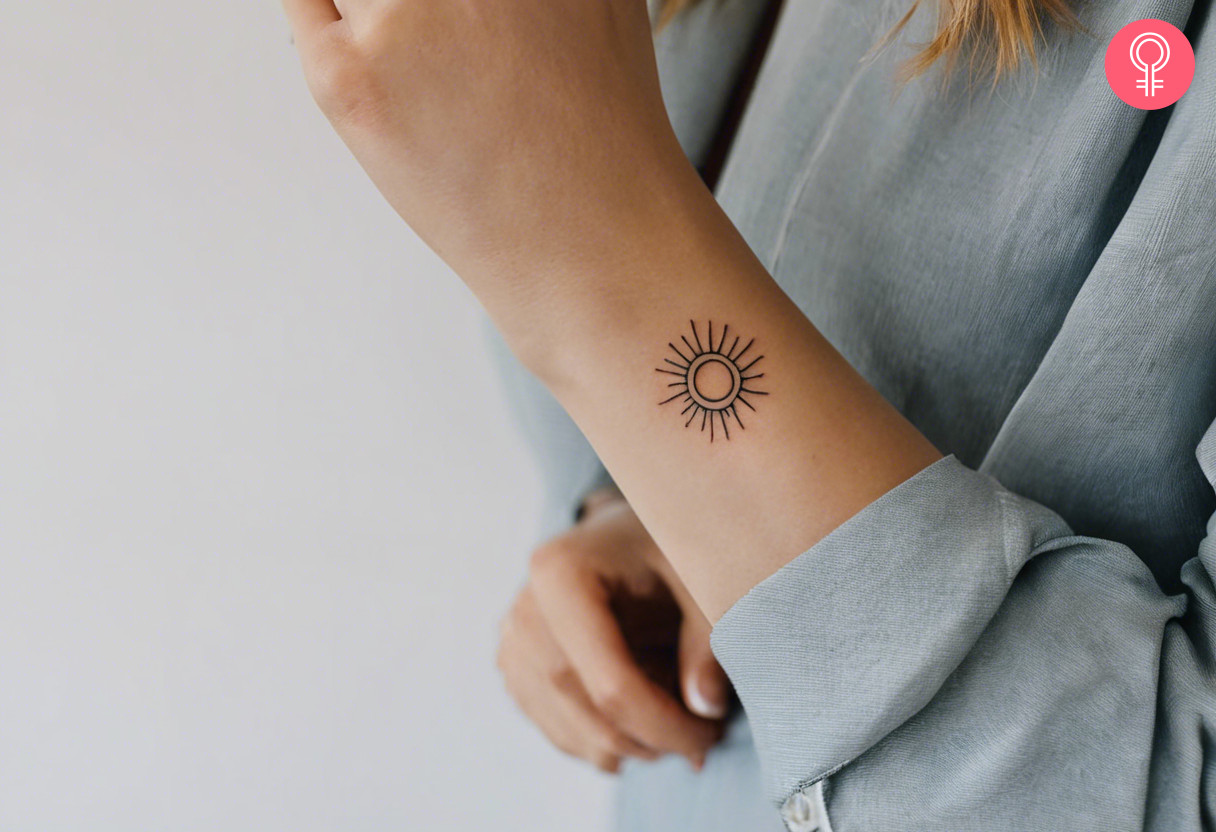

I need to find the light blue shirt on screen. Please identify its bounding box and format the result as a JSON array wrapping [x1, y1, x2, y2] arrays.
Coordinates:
[[490, 0, 1216, 827]]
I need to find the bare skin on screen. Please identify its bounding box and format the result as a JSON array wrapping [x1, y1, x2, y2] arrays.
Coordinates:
[[280, 0, 940, 698], [498, 489, 730, 772]]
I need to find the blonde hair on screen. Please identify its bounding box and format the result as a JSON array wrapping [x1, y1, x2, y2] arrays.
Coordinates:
[[656, 0, 1078, 83]]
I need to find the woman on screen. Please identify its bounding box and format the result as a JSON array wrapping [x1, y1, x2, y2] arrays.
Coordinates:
[[279, 0, 1216, 828]]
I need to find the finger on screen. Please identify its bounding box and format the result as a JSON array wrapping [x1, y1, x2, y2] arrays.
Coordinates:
[[510, 590, 660, 762], [532, 558, 720, 766], [678, 609, 730, 720], [505, 660, 616, 769], [280, 0, 341, 45], [500, 595, 658, 767], [509, 665, 615, 770], [648, 550, 731, 720], [552, 668, 661, 764]]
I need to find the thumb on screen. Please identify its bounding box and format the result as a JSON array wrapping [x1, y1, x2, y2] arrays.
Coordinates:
[[678, 610, 730, 720]]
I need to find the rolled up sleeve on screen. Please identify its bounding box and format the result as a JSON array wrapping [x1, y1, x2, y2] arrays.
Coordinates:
[[710, 443, 1216, 829]]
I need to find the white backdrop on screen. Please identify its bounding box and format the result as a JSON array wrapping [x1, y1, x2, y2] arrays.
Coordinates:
[[0, 2, 610, 829]]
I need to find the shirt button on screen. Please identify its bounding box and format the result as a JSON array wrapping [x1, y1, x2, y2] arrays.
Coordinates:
[[780, 786, 821, 832]]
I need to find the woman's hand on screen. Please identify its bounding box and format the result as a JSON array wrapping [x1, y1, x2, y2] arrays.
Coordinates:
[[497, 492, 728, 773], [280, 0, 691, 291]]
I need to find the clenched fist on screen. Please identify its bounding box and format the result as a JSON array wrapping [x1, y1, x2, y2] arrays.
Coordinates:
[[281, 0, 693, 299]]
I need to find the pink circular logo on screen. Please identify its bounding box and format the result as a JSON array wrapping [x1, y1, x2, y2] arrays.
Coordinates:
[[1105, 19, 1195, 109]]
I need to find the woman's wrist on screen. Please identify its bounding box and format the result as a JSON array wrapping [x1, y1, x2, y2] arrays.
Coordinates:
[[481, 154, 776, 389]]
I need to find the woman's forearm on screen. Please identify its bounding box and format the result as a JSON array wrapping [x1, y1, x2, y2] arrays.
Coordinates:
[[482, 163, 942, 621], [281, 0, 941, 621]]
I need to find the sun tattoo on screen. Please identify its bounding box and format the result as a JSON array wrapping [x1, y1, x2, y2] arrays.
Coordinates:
[[655, 320, 768, 442]]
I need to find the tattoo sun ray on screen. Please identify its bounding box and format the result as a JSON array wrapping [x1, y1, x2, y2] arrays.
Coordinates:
[[726, 335, 740, 359], [739, 355, 764, 373], [656, 320, 767, 441], [733, 338, 754, 363]]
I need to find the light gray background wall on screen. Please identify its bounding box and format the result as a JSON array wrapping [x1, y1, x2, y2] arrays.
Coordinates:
[[0, 2, 610, 829]]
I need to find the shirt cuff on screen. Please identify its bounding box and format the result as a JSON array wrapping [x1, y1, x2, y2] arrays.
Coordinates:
[[709, 454, 1070, 805]]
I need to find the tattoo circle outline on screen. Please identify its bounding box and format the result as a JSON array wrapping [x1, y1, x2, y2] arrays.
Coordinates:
[[686, 353, 742, 407], [655, 320, 768, 442]]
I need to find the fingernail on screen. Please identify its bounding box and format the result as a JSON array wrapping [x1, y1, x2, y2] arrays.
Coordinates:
[[687, 676, 728, 720]]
